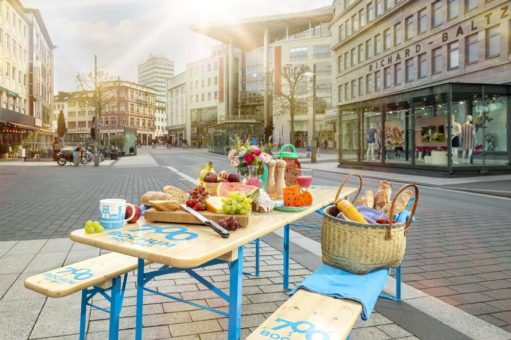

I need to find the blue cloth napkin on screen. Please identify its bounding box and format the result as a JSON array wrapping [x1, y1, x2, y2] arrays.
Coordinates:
[[289, 264, 390, 320]]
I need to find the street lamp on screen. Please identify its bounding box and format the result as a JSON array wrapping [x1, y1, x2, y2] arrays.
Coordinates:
[[304, 64, 317, 163]]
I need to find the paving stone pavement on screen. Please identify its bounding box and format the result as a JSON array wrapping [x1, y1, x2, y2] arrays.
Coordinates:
[[0, 238, 419, 339]]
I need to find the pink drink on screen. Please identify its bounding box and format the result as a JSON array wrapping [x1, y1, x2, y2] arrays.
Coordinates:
[[246, 177, 260, 187], [296, 176, 312, 188]]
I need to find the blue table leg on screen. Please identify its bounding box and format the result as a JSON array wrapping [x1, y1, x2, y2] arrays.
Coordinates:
[[396, 265, 402, 302], [283, 224, 290, 291], [79, 289, 87, 340], [255, 238, 260, 277], [228, 247, 244, 340], [108, 277, 121, 340], [135, 258, 145, 340]]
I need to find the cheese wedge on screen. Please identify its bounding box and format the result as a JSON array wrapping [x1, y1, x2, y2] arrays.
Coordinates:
[[206, 196, 224, 214]]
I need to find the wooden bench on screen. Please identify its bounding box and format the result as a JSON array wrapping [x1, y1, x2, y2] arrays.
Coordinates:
[[249, 289, 362, 340], [25, 252, 141, 340]]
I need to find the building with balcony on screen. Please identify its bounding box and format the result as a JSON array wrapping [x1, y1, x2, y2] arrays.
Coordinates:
[[331, 0, 511, 172], [190, 7, 335, 153], [167, 71, 187, 145], [138, 54, 174, 102], [53, 90, 95, 143]]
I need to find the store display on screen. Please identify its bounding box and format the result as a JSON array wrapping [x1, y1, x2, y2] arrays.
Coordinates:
[[461, 115, 476, 164], [451, 116, 462, 164], [366, 124, 378, 160]]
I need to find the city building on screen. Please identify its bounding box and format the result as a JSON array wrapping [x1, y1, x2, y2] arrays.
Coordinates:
[[138, 54, 174, 102], [186, 48, 227, 148], [190, 7, 335, 153], [53, 90, 95, 143], [167, 71, 188, 145], [154, 99, 166, 141], [331, 0, 511, 172]]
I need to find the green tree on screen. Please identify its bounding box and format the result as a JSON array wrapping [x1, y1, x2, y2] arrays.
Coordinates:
[[111, 135, 125, 151], [57, 110, 67, 139]]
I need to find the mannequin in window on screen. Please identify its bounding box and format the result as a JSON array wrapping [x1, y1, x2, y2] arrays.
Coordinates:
[[461, 115, 476, 164], [366, 123, 378, 160], [450, 115, 462, 164]]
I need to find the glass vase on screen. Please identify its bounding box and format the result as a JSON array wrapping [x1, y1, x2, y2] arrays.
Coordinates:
[[246, 165, 260, 187]]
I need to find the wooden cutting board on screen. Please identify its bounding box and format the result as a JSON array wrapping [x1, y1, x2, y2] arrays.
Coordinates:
[[144, 208, 251, 227]]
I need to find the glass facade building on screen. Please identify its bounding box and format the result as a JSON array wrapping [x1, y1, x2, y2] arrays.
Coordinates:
[[338, 83, 510, 172]]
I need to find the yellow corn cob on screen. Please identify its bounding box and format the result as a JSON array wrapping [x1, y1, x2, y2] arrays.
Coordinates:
[[336, 199, 368, 224]]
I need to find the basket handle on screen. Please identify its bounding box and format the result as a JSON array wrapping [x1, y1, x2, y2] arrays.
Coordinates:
[[334, 174, 363, 203], [385, 184, 419, 240]]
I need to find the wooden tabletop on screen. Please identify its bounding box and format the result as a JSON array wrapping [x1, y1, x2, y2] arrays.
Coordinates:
[[70, 186, 355, 268]]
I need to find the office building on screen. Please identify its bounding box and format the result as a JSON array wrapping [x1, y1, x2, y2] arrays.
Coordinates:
[[155, 99, 166, 141], [331, 0, 511, 172], [138, 54, 174, 102], [167, 71, 187, 145]]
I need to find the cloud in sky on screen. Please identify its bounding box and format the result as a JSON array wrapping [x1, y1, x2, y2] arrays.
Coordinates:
[[22, 0, 330, 92]]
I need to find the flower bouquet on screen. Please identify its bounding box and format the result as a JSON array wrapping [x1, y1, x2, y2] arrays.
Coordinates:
[[227, 137, 273, 178]]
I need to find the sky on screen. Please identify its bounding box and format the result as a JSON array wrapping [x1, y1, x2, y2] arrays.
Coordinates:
[[22, 0, 330, 93]]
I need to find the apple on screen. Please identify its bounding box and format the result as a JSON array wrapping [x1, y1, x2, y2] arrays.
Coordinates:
[[204, 172, 218, 183], [126, 205, 141, 223], [217, 170, 229, 180], [227, 173, 240, 182]]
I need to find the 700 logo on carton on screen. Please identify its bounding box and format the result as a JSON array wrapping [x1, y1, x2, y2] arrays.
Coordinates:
[[259, 318, 329, 340]]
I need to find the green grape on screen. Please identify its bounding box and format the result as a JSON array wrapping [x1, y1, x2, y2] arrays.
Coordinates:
[[85, 224, 96, 234], [94, 222, 104, 233], [239, 209, 247, 215]]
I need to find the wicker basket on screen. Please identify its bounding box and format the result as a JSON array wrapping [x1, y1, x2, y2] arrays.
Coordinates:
[[321, 174, 419, 274]]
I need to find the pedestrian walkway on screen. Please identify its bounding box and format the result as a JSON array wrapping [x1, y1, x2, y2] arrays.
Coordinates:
[[113, 148, 158, 167]]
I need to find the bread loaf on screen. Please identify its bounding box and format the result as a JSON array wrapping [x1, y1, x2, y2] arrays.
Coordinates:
[[382, 189, 413, 216], [374, 181, 392, 210], [162, 186, 187, 204], [148, 200, 181, 212], [354, 190, 374, 208], [141, 191, 174, 205]]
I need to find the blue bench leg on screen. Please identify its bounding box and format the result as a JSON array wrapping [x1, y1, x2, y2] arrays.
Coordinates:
[[135, 258, 145, 340], [283, 224, 290, 291], [79, 290, 87, 340], [255, 238, 260, 277], [396, 265, 402, 302], [228, 246, 244, 340], [109, 277, 121, 340]]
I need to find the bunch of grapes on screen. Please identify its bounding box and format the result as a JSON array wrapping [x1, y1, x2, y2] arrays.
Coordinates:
[[221, 192, 252, 215], [217, 216, 242, 231], [84, 220, 104, 234], [186, 186, 208, 211]]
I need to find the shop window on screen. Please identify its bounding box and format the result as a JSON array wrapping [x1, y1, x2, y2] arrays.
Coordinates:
[[432, 47, 443, 74], [418, 8, 428, 34], [341, 111, 359, 161], [486, 25, 500, 58], [405, 58, 415, 82], [375, 70, 382, 91], [418, 53, 428, 78], [363, 107, 382, 162], [405, 16, 414, 40], [394, 22, 402, 46], [432, 0, 443, 28], [448, 0, 459, 20], [466, 33, 479, 64], [465, 0, 478, 11], [366, 74, 373, 94], [384, 28, 392, 50], [384, 66, 392, 89], [395, 62, 403, 85]]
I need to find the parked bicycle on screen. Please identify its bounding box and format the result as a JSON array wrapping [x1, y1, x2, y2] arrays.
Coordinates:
[[82, 148, 105, 163]]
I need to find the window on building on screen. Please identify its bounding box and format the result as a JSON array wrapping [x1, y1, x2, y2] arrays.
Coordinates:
[[313, 44, 330, 58], [338, 84, 343, 102], [405, 58, 415, 82], [486, 25, 500, 58], [346, 19, 351, 36], [384, 28, 392, 50], [366, 74, 373, 94], [376, 0, 383, 16], [367, 2, 375, 22], [448, 41, 460, 69], [351, 48, 356, 66], [418, 8, 428, 34], [366, 38, 373, 59], [432, 1, 443, 27], [374, 33, 382, 55], [375, 70, 381, 91], [208, 92, 211, 100], [338, 55, 343, 72], [344, 51, 349, 69], [384, 67, 392, 88], [405, 15, 414, 40], [466, 0, 478, 11], [418, 53, 428, 78], [358, 77, 364, 96], [394, 22, 402, 46], [352, 13, 359, 32], [358, 44, 365, 63], [448, 0, 459, 20], [466, 33, 479, 64], [385, 0, 394, 11], [432, 47, 443, 74], [339, 24, 344, 41], [359, 8, 366, 28], [351, 80, 357, 99], [289, 47, 308, 60], [394, 62, 403, 85], [344, 82, 349, 100]]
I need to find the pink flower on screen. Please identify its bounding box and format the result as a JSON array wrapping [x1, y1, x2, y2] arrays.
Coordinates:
[[228, 149, 237, 160], [253, 148, 261, 156], [245, 153, 255, 165], [258, 152, 272, 164], [230, 158, 240, 167]]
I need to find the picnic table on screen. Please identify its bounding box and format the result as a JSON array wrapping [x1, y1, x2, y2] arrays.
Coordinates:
[[70, 185, 356, 340]]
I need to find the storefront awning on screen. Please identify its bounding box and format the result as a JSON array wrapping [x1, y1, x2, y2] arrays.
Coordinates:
[[10, 122, 38, 130]]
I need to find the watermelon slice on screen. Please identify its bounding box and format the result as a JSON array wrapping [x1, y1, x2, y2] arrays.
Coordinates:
[[216, 182, 259, 199]]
